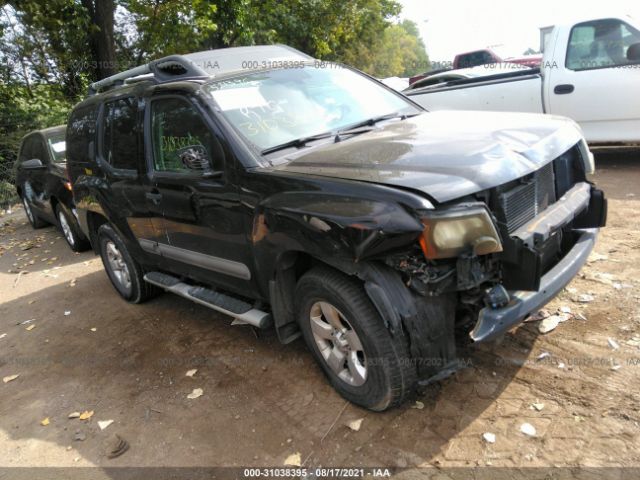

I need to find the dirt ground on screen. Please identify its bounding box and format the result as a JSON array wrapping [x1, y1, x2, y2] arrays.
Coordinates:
[[1, 152, 639, 475]]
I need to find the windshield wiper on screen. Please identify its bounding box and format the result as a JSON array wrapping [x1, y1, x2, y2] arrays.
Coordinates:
[[337, 111, 419, 134], [261, 131, 335, 155]]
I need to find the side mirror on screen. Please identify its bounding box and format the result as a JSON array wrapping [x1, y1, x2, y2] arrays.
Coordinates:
[[627, 42, 640, 62], [178, 145, 222, 178], [21, 158, 45, 169]]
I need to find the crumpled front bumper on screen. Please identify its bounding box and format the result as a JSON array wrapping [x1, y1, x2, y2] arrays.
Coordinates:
[[470, 227, 597, 342]]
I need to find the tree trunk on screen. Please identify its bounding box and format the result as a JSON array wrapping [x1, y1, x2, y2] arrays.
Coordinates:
[[81, 0, 117, 80]]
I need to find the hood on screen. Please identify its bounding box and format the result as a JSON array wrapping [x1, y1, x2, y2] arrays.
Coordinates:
[[271, 111, 584, 203]]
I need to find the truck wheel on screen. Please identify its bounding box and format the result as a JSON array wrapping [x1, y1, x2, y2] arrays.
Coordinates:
[[22, 194, 47, 229], [97, 224, 159, 303], [295, 267, 416, 411], [56, 204, 90, 252]]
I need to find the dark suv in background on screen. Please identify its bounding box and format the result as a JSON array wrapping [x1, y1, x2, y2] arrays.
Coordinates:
[[66, 46, 606, 410], [15, 126, 90, 251]]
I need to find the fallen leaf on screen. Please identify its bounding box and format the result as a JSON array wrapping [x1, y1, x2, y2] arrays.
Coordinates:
[[41, 417, 50, 426], [532, 403, 545, 411], [520, 423, 537, 437], [187, 388, 203, 399], [64, 311, 71, 316], [185, 369, 197, 377], [98, 420, 114, 430], [90, 328, 97, 332], [79, 410, 94, 421], [482, 432, 496, 443], [524, 309, 550, 323], [346, 418, 364, 431], [575, 294, 594, 303], [411, 400, 425, 410], [608, 338, 620, 350], [611, 364, 621, 371], [25, 324, 35, 331], [0, 333, 7, 339], [284, 452, 301, 467], [559, 306, 572, 314], [535, 352, 550, 361], [68, 412, 81, 419], [538, 315, 560, 334], [3, 374, 19, 383], [558, 362, 566, 369]]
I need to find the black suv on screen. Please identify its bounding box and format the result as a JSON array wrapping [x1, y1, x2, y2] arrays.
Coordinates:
[[16, 126, 90, 251], [66, 46, 606, 410]]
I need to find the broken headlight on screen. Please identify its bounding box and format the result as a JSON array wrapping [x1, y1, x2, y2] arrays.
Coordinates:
[[419, 205, 502, 259]]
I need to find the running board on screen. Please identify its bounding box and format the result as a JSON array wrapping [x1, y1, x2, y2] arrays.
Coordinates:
[[143, 272, 271, 328]]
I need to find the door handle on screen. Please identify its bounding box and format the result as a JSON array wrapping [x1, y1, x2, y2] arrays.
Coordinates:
[[554, 84, 575, 95], [145, 189, 162, 205]]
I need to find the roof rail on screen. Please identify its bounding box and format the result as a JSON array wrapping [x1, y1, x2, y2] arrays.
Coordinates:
[[88, 54, 209, 96]]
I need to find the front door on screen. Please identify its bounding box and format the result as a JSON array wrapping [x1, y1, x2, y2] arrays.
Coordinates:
[[548, 17, 640, 143], [143, 94, 252, 294]]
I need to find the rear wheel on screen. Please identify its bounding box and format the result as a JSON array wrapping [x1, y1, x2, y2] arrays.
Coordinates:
[[56, 205, 90, 252], [97, 224, 159, 303], [22, 194, 46, 229], [295, 267, 416, 411]]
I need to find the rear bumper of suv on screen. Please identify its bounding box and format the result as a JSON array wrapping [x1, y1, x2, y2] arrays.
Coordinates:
[[470, 227, 597, 342]]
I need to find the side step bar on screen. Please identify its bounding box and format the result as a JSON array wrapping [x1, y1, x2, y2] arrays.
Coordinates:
[[143, 272, 272, 329]]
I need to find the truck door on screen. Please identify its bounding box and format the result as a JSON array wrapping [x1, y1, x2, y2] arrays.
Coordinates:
[[547, 17, 640, 143], [97, 96, 164, 252], [143, 94, 252, 294]]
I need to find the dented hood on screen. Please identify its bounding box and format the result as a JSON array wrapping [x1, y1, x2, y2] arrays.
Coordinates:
[[272, 110, 585, 203]]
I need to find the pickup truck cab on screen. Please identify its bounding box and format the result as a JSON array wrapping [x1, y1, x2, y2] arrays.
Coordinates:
[[406, 15, 640, 145], [66, 45, 606, 410]]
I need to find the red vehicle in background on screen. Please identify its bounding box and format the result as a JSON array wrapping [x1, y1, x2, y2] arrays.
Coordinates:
[[410, 48, 542, 85]]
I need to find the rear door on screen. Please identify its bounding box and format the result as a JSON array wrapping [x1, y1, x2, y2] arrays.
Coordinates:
[[97, 95, 164, 251], [547, 18, 640, 142], [143, 94, 252, 293]]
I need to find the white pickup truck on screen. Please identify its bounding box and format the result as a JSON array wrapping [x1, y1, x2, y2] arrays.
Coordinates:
[[406, 15, 640, 145]]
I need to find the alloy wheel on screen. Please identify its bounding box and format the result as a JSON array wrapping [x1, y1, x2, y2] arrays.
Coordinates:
[[105, 240, 132, 293], [309, 301, 367, 386]]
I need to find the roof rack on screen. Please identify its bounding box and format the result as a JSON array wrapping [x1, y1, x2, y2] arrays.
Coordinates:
[[87, 54, 209, 96]]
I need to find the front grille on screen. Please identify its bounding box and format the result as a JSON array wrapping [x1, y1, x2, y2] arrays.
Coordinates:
[[499, 161, 556, 233]]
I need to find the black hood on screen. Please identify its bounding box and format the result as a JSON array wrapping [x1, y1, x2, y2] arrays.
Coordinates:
[[271, 110, 588, 203]]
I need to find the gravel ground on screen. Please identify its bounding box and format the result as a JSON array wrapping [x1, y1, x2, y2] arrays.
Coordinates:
[[0, 153, 639, 474]]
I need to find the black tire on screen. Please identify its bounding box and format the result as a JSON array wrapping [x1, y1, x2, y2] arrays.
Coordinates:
[[55, 204, 90, 252], [295, 267, 416, 411], [97, 223, 160, 303], [22, 194, 47, 229]]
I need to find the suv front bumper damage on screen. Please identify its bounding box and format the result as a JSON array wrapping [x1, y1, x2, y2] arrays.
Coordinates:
[[470, 182, 606, 343], [470, 227, 597, 342]]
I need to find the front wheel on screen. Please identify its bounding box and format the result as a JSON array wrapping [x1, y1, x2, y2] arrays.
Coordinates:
[[295, 267, 416, 411], [22, 194, 46, 229]]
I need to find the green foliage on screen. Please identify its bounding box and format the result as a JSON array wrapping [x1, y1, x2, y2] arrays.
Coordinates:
[[0, 83, 72, 171]]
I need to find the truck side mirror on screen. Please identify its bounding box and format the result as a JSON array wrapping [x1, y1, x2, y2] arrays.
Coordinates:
[[22, 158, 45, 169], [627, 42, 640, 62], [177, 145, 222, 178]]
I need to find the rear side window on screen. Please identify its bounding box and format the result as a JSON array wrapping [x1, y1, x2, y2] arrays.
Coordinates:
[[67, 104, 98, 165], [150, 97, 223, 173], [566, 19, 640, 71], [102, 97, 139, 170]]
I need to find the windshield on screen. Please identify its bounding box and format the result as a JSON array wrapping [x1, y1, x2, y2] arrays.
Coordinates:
[[204, 64, 420, 152], [47, 133, 66, 163]]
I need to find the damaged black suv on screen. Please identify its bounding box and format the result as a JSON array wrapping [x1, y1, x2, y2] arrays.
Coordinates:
[[66, 45, 606, 411]]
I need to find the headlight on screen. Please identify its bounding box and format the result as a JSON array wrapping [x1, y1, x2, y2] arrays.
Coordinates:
[[419, 205, 502, 259]]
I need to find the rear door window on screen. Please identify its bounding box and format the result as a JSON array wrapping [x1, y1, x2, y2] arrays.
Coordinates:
[[102, 97, 139, 170]]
